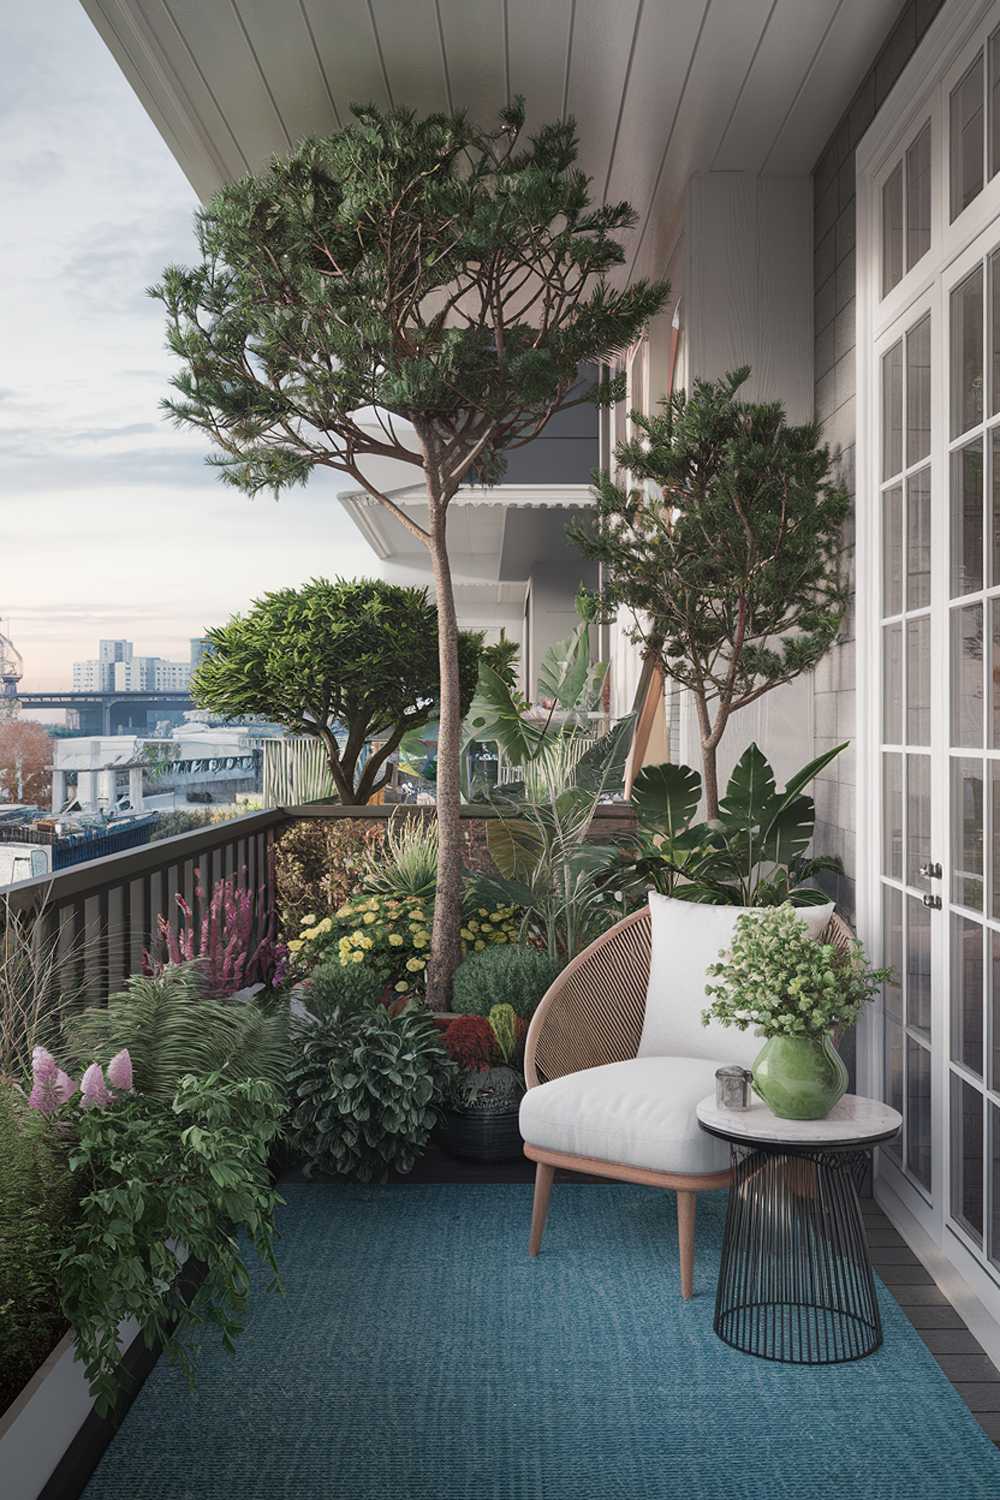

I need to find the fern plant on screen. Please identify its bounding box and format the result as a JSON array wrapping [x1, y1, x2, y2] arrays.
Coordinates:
[[63, 965, 290, 1103]]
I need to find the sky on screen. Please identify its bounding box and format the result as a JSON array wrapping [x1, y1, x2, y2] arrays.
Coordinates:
[[0, 2, 381, 693]]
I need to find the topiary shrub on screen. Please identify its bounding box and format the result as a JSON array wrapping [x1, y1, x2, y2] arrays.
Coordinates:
[[287, 1005, 454, 1181], [303, 960, 384, 1021], [452, 943, 560, 1020]]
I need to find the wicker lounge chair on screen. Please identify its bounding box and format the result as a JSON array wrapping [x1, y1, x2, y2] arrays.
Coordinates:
[[520, 904, 853, 1298]]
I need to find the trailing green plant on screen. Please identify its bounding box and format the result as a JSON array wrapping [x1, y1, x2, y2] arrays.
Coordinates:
[[288, 1004, 454, 1181], [604, 743, 846, 908], [64, 965, 291, 1103], [58, 1071, 282, 1418], [573, 368, 849, 816], [0, 1083, 77, 1414], [360, 813, 439, 899], [301, 959, 385, 1021], [703, 905, 890, 1039], [452, 944, 559, 1020]]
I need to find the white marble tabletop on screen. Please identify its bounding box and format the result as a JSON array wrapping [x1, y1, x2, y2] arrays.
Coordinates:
[[696, 1092, 903, 1147]]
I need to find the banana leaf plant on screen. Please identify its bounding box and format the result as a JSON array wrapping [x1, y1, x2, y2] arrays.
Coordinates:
[[603, 741, 847, 907], [469, 716, 634, 961]]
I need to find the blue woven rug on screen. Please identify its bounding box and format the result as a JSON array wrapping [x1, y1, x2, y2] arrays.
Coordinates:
[[83, 1183, 1000, 1500]]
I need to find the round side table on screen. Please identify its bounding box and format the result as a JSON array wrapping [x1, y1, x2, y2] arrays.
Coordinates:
[[696, 1093, 902, 1365]]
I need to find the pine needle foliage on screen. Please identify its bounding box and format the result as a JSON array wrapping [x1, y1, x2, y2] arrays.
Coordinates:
[[150, 99, 667, 1004], [573, 370, 850, 816], [63, 965, 290, 1103]]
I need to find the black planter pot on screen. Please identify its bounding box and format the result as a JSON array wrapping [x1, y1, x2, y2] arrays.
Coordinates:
[[436, 1101, 524, 1163]]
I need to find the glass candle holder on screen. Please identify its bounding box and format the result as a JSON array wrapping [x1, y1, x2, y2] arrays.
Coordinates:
[[715, 1064, 753, 1111]]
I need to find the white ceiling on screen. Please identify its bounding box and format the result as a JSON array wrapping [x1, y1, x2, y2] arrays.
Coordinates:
[[81, 0, 902, 283]]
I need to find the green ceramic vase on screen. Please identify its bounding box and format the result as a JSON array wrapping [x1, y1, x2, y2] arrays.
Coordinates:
[[751, 1033, 848, 1120]]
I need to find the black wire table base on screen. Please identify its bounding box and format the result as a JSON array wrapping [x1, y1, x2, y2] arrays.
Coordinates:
[[714, 1143, 880, 1365]]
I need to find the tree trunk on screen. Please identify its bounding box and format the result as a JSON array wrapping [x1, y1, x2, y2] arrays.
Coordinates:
[[425, 500, 464, 1009], [701, 740, 720, 821]]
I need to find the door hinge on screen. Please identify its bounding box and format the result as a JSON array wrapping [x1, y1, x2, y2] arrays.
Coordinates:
[[921, 893, 942, 910]]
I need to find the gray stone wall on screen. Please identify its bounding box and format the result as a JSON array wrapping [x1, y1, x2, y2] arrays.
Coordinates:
[[811, 0, 943, 920]]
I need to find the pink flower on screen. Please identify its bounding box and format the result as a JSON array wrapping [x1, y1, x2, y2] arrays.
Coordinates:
[[29, 1068, 77, 1114], [79, 1063, 111, 1110], [106, 1049, 134, 1092], [31, 1046, 57, 1082]]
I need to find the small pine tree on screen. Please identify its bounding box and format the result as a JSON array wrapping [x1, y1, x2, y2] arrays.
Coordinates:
[[151, 101, 667, 1004], [574, 369, 849, 817]]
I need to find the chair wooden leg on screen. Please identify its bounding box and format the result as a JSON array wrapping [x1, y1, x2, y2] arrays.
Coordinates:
[[677, 1190, 696, 1300], [529, 1163, 555, 1256]]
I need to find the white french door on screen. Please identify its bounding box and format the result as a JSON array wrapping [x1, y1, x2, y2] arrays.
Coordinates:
[[861, 0, 1000, 1305]]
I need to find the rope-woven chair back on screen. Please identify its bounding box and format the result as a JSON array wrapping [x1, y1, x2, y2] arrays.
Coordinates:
[[530, 907, 854, 1086]]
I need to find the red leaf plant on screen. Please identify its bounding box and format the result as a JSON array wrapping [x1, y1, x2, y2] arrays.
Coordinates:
[[442, 1015, 497, 1073], [146, 868, 288, 997]]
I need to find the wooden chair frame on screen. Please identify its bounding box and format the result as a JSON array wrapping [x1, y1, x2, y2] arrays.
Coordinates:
[[522, 905, 853, 1298]]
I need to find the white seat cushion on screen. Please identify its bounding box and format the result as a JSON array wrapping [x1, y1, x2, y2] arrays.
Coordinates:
[[519, 1056, 732, 1176]]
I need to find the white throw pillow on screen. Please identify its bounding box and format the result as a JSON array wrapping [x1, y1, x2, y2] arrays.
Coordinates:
[[637, 893, 836, 1066]]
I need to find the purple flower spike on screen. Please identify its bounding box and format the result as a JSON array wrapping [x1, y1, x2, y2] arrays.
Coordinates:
[[31, 1046, 57, 1082], [106, 1049, 134, 1092], [80, 1063, 111, 1110], [29, 1067, 77, 1114]]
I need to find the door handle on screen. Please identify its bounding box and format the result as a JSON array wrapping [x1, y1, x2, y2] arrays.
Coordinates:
[[919, 861, 942, 879], [922, 894, 942, 910]]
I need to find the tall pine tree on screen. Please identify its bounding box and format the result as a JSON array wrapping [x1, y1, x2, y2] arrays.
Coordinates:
[[152, 101, 666, 1005]]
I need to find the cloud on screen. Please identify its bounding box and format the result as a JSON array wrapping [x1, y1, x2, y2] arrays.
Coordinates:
[[68, 422, 159, 443]]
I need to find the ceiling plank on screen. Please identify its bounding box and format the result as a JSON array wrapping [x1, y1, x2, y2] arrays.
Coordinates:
[[232, 0, 339, 148], [564, 0, 642, 201], [370, 0, 450, 114], [505, 0, 575, 141], [437, 0, 507, 118], [713, 0, 840, 173], [300, 0, 392, 120]]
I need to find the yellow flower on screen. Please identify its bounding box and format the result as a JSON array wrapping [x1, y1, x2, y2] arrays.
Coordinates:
[[351, 950, 364, 964], [474, 940, 486, 951], [359, 935, 374, 950], [317, 916, 334, 934], [302, 927, 320, 941], [363, 912, 377, 925], [468, 920, 480, 933], [287, 939, 304, 953], [412, 932, 428, 948], [460, 928, 473, 941], [478, 908, 489, 917], [395, 981, 410, 993], [388, 933, 404, 947], [300, 913, 317, 927], [406, 957, 425, 973]]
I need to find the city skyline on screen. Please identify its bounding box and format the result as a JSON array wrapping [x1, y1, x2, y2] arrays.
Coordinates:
[[1, 2, 376, 695]]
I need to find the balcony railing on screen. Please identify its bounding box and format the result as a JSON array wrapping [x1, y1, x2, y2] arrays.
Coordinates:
[[0, 801, 635, 1006]]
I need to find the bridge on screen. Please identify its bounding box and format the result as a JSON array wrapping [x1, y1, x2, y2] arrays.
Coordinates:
[[15, 690, 194, 735]]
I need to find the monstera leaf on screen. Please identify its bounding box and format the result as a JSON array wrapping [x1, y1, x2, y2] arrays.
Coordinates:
[[631, 761, 703, 835]]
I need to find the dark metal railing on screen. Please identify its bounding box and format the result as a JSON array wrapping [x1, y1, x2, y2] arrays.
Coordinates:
[[1, 801, 634, 1006]]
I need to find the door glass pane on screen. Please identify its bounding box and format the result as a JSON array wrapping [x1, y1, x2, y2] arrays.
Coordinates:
[[951, 267, 984, 439], [883, 753, 903, 880], [907, 1039, 932, 1189], [952, 914, 984, 1074], [884, 887, 903, 1020], [952, 756, 984, 909], [992, 601, 1000, 748], [907, 469, 931, 608], [884, 622, 902, 741], [883, 340, 903, 478], [907, 895, 931, 1036], [883, 486, 903, 614], [906, 123, 932, 269], [951, 604, 984, 745], [993, 764, 1000, 918], [992, 430, 1000, 584], [990, 27, 1000, 179], [990, 1102, 1000, 1267], [992, 933, 1000, 1087], [906, 754, 931, 888], [906, 313, 931, 463], [885, 1025, 904, 1160], [951, 438, 984, 595], [952, 1074, 984, 1242], [906, 618, 930, 745], [951, 51, 985, 221], [883, 162, 904, 295]]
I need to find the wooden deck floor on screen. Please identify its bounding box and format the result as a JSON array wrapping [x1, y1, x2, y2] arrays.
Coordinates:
[[391, 1148, 1000, 1446]]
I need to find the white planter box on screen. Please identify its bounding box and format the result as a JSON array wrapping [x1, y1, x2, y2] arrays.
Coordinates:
[[0, 1320, 138, 1500]]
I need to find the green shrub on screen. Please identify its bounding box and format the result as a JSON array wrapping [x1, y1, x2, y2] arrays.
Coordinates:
[[64, 965, 291, 1103], [0, 1084, 77, 1414], [288, 1005, 454, 1181], [59, 1072, 282, 1418], [452, 943, 560, 1020], [304, 960, 384, 1020], [360, 813, 438, 898]]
